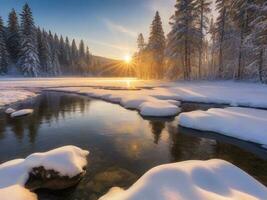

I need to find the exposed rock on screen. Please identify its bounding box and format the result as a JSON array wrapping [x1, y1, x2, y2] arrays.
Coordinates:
[[86, 167, 137, 195], [25, 166, 86, 191]]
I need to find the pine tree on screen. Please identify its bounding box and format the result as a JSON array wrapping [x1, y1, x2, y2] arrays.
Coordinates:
[[137, 33, 145, 52], [0, 16, 9, 74], [78, 40, 86, 73], [85, 46, 91, 67], [195, 0, 211, 78], [58, 35, 66, 66], [71, 39, 78, 72], [37, 28, 52, 74], [79, 40, 85, 58], [7, 9, 20, 62], [48, 31, 60, 75], [65, 37, 71, 69], [166, 0, 199, 80], [136, 33, 146, 78], [246, 1, 267, 82], [230, 0, 253, 79], [18, 3, 40, 77], [147, 11, 165, 79]]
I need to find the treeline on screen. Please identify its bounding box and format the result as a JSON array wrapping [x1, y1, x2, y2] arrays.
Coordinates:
[[134, 0, 267, 82], [0, 3, 92, 76]]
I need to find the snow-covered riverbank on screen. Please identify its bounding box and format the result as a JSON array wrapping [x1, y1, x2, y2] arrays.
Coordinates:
[[179, 107, 267, 148], [1, 78, 267, 147], [0, 90, 36, 108], [100, 159, 267, 200]]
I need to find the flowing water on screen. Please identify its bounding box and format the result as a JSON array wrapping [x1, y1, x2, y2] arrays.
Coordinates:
[[0, 91, 266, 200]]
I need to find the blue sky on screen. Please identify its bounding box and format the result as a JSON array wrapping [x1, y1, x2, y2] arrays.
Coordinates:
[[0, 0, 215, 59]]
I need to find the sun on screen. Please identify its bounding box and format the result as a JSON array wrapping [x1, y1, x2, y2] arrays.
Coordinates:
[[124, 54, 132, 64]]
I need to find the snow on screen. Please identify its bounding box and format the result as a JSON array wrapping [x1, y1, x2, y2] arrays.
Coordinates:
[[50, 87, 181, 117], [5, 107, 16, 114], [100, 159, 267, 200], [140, 100, 180, 117], [11, 109, 34, 118], [0, 90, 36, 108], [1, 78, 267, 109], [0, 185, 37, 200], [0, 146, 89, 200], [179, 107, 267, 147]]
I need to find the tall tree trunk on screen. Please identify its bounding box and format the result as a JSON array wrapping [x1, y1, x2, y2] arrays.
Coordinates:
[[218, 8, 226, 78], [236, 21, 246, 80], [259, 48, 264, 83], [184, 39, 188, 79], [198, 0, 204, 79]]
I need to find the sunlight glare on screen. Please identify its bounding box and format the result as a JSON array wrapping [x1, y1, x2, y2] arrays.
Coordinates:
[[124, 54, 132, 64]]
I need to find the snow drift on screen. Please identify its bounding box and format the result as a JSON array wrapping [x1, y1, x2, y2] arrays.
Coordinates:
[[0, 90, 36, 108], [179, 107, 267, 148], [0, 146, 89, 200], [100, 159, 267, 200]]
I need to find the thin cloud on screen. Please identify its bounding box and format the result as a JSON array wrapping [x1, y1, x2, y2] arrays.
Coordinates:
[[88, 39, 135, 52], [103, 18, 137, 38]]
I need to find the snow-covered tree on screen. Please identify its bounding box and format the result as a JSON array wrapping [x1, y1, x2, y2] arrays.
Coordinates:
[[0, 16, 9, 74], [58, 35, 66, 66], [147, 11, 165, 79], [230, 0, 253, 79], [7, 9, 20, 62], [246, 1, 267, 82], [71, 39, 78, 71], [195, 0, 211, 78], [37, 28, 52, 74], [65, 37, 71, 69], [135, 33, 146, 78], [215, 0, 239, 79], [47, 30, 60, 75], [166, 0, 200, 80], [137, 33, 146, 52], [78, 40, 86, 73], [85, 46, 91, 67], [18, 3, 40, 77]]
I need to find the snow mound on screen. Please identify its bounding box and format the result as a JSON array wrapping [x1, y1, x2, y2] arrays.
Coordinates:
[[100, 159, 267, 200], [11, 109, 34, 118], [0, 90, 36, 108], [5, 107, 16, 114], [179, 107, 267, 147], [0, 146, 89, 188], [0, 185, 37, 200], [140, 100, 180, 117]]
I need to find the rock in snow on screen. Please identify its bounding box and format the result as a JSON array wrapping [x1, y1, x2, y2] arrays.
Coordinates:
[[0, 146, 89, 200], [100, 159, 267, 200], [5, 107, 16, 114], [179, 107, 267, 148], [11, 109, 34, 118]]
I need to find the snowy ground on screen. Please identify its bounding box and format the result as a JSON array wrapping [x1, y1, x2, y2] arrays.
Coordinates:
[[179, 107, 267, 148], [100, 159, 267, 200], [0, 90, 36, 108], [0, 146, 89, 200]]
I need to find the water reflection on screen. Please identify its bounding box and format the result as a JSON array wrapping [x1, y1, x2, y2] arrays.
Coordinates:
[[0, 92, 266, 200]]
